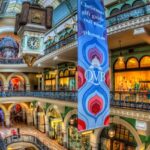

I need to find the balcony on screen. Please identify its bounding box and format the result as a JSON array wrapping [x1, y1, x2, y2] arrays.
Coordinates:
[[5, 135, 49, 150], [0, 91, 150, 111], [44, 33, 77, 56], [0, 91, 77, 102], [0, 59, 24, 64], [107, 3, 150, 34], [111, 91, 150, 111]]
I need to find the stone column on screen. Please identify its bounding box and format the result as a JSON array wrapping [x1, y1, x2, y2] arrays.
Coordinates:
[[26, 84, 30, 91], [38, 78, 41, 91], [4, 84, 8, 91], [62, 123, 68, 148], [56, 71, 59, 91], [34, 110, 37, 127], [42, 73, 45, 91], [5, 113, 10, 127], [90, 133, 99, 150], [27, 109, 33, 125], [45, 115, 49, 135]]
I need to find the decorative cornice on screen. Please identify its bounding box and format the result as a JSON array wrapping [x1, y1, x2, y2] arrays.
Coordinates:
[[111, 107, 150, 121], [107, 15, 150, 35]]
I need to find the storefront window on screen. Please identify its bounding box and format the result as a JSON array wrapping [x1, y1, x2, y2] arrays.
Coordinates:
[[99, 124, 137, 150], [68, 115, 91, 150], [45, 71, 56, 91], [114, 59, 125, 70], [140, 56, 150, 68], [48, 108, 63, 145], [115, 71, 150, 91], [126, 58, 139, 69], [58, 69, 76, 91]]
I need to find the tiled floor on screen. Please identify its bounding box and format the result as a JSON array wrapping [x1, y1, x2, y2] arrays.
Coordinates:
[[0, 124, 66, 150]]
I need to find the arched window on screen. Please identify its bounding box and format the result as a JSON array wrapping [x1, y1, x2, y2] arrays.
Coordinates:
[[99, 124, 137, 149], [110, 8, 120, 16], [121, 4, 131, 11], [64, 70, 69, 77], [126, 57, 139, 69], [140, 56, 150, 68], [132, 0, 145, 7], [114, 59, 125, 70], [59, 71, 64, 77]]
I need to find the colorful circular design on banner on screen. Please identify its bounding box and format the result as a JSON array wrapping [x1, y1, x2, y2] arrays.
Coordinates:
[[78, 118, 86, 131], [78, 66, 86, 89], [88, 95, 103, 116]]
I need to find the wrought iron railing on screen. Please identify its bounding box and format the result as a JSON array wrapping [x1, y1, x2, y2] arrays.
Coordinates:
[[1, 90, 150, 110], [107, 3, 150, 27], [0, 59, 24, 64], [5, 135, 50, 150], [111, 91, 150, 111], [44, 33, 77, 55], [0, 91, 77, 102]]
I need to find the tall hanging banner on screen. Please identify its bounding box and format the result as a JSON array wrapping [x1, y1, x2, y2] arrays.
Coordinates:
[[78, 0, 110, 131]]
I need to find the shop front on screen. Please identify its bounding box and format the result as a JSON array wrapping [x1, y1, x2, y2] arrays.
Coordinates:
[[113, 56, 150, 102], [67, 115, 91, 150], [45, 70, 56, 91], [99, 124, 137, 150], [58, 63, 76, 91], [48, 108, 63, 145]]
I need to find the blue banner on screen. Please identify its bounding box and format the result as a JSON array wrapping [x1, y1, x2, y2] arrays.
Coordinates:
[[78, 0, 110, 131]]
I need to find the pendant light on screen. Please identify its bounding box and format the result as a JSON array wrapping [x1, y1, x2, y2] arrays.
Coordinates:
[[118, 40, 124, 62]]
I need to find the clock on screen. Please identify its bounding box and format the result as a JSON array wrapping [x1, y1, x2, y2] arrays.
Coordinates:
[[27, 37, 40, 50]]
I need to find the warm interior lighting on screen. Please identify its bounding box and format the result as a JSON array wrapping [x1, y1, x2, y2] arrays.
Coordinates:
[[81, 130, 93, 135], [108, 128, 115, 138], [118, 55, 124, 63]]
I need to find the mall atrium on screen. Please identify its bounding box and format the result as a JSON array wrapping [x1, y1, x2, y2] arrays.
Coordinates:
[[0, 0, 149, 150]]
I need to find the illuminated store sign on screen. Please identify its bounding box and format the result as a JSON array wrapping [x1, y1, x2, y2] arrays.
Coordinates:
[[78, 0, 110, 131], [136, 121, 147, 131]]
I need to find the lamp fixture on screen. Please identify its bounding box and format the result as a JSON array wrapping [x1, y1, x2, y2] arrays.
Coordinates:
[[118, 40, 124, 62]]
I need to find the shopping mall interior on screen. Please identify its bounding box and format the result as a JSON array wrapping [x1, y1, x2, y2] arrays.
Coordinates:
[[0, 0, 149, 150]]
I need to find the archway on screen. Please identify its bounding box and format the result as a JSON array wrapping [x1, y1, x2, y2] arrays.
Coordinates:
[[99, 124, 137, 150], [95, 117, 143, 149], [64, 109, 91, 150], [8, 75, 25, 91], [9, 104, 27, 126], [36, 106, 45, 133], [7, 73, 30, 91], [0, 73, 7, 91]]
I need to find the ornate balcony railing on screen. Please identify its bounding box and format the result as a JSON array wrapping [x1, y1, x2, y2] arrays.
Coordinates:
[[44, 33, 77, 55], [111, 91, 150, 111], [107, 3, 150, 27], [0, 91, 77, 102], [1, 91, 150, 110], [0, 59, 24, 64], [5, 135, 50, 150]]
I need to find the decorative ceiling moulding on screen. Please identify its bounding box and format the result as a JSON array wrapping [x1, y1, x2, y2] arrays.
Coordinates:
[[107, 15, 150, 35]]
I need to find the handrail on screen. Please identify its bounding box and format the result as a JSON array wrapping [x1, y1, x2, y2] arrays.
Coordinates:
[[0, 59, 24, 64], [44, 33, 77, 55], [111, 91, 150, 111], [5, 134, 50, 150], [0, 91, 77, 102]]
